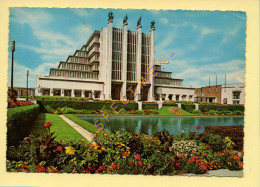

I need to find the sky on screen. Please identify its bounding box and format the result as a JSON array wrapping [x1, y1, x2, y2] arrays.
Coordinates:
[[8, 8, 246, 88]]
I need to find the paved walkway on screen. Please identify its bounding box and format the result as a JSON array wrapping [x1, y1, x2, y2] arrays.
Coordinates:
[[182, 169, 243, 177], [59, 115, 95, 143]]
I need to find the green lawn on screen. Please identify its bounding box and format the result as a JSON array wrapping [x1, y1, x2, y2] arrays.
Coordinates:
[[158, 106, 194, 116], [31, 113, 85, 141], [64, 114, 98, 133]]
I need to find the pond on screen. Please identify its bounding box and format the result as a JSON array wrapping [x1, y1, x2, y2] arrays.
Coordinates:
[[79, 116, 244, 135]]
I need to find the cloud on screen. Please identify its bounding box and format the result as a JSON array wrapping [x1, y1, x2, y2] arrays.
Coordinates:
[[201, 27, 218, 36], [160, 18, 168, 24], [8, 59, 59, 88]]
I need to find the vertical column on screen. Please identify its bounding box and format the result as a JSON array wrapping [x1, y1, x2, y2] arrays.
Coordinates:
[[92, 90, 95, 100], [50, 88, 53, 96], [121, 21, 128, 101], [148, 23, 155, 101], [104, 12, 113, 100], [71, 89, 75, 97], [165, 94, 169, 101], [61, 89, 64, 97], [135, 20, 142, 102]]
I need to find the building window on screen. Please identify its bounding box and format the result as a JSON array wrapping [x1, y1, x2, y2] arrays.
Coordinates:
[[223, 98, 227, 104], [176, 95, 180, 101], [233, 100, 240, 105], [169, 94, 173, 100], [64, 90, 71, 97], [189, 95, 193, 101], [161, 94, 166, 101], [53, 89, 61, 96], [94, 91, 101, 98], [74, 90, 82, 97], [233, 91, 240, 99], [182, 95, 186, 101], [42, 89, 50, 96]]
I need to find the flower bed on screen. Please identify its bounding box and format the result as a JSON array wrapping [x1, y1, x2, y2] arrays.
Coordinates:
[[7, 123, 243, 175], [8, 99, 35, 108], [168, 107, 183, 115]]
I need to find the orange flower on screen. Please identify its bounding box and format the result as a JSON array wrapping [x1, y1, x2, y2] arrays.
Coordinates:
[[147, 165, 152, 169], [43, 122, 52, 128], [98, 150, 102, 154]]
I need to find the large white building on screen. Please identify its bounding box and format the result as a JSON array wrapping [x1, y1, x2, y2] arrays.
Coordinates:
[[36, 12, 195, 102], [221, 83, 245, 105]]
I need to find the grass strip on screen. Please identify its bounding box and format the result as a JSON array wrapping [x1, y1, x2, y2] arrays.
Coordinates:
[[31, 113, 85, 141]]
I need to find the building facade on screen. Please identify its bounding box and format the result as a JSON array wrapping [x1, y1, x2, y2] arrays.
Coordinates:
[[36, 12, 195, 102], [8, 87, 35, 97], [195, 83, 245, 104]]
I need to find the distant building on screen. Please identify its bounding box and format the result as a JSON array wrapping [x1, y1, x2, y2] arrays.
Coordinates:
[[221, 83, 245, 105], [36, 12, 194, 101], [195, 83, 245, 104], [8, 87, 35, 97], [195, 85, 222, 103]]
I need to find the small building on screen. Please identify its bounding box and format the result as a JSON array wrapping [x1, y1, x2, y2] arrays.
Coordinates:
[[194, 85, 222, 103], [221, 83, 245, 105]]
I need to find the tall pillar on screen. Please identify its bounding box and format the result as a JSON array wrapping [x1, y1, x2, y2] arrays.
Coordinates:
[[50, 88, 53, 96], [61, 89, 64, 97], [121, 16, 128, 101], [104, 12, 113, 100], [148, 21, 155, 101], [165, 94, 169, 101], [135, 17, 142, 102]]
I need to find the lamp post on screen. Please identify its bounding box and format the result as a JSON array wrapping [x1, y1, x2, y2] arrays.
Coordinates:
[[26, 70, 29, 101], [10, 41, 15, 99]]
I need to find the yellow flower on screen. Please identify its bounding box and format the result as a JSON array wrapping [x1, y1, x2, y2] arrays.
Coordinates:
[[126, 147, 130, 150], [104, 133, 108, 137], [101, 147, 105, 151], [81, 139, 85, 142], [72, 169, 77, 173], [93, 134, 96, 137], [96, 130, 100, 134], [87, 152, 91, 157], [93, 146, 98, 150], [122, 156, 126, 159], [65, 146, 76, 155], [121, 143, 125, 146], [116, 151, 119, 154]]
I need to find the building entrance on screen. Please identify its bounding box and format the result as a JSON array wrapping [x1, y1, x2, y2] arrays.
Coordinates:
[[112, 84, 122, 100]]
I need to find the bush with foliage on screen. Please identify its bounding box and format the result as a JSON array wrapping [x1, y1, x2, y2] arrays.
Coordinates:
[[192, 109, 202, 115], [7, 104, 40, 146], [142, 103, 158, 110], [208, 110, 218, 115], [38, 100, 138, 112]]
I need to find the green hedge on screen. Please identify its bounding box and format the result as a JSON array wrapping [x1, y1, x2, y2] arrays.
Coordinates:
[[37, 100, 138, 112], [142, 103, 158, 110], [199, 105, 245, 112], [181, 104, 195, 113], [7, 104, 40, 146]]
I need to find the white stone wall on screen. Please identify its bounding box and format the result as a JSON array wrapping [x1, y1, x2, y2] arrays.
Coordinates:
[[221, 84, 245, 104], [155, 86, 195, 101]]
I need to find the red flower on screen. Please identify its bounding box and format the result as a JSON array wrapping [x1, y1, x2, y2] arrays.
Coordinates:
[[203, 153, 207, 157], [43, 122, 52, 128], [116, 165, 120, 170], [175, 162, 180, 167], [122, 152, 129, 156], [134, 154, 141, 160], [196, 126, 201, 130], [129, 161, 134, 166], [21, 164, 27, 169], [87, 143, 92, 147], [57, 146, 62, 152], [205, 145, 211, 149], [137, 161, 143, 166], [111, 162, 116, 170], [192, 150, 196, 154], [24, 169, 30, 173], [147, 165, 152, 169], [36, 165, 46, 173]]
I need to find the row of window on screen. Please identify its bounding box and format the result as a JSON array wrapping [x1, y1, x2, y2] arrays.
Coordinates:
[[60, 63, 94, 71], [154, 78, 183, 86], [75, 51, 87, 57], [67, 56, 88, 63], [42, 89, 101, 98], [50, 70, 98, 79]]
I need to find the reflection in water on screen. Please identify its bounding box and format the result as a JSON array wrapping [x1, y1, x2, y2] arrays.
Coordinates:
[[80, 116, 244, 135]]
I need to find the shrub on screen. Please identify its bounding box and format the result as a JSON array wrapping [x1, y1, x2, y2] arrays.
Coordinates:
[[192, 109, 202, 115], [205, 134, 224, 152], [37, 100, 138, 112], [7, 104, 40, 146], [199, 104, 244, 112], [142, 103, 158, 110], [181, 104, 195, 113], [171, 140, 198, 155], [208, 110, 217, 115], [201, 126, 244, 151]]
